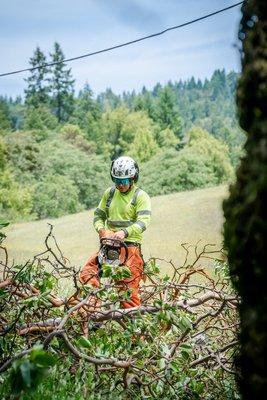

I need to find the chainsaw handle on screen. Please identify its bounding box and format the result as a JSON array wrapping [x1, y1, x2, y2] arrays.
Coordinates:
[[99, 237, 128, 265]]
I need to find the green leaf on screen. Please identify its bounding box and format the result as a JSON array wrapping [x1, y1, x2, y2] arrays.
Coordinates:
[[159, 358, 165, 369], [77, 336, 92, 349], [178, 316, 192, 332], [163, 275, 170, 282], [181, 350, 190, 360], [180, 343, 192, 350], [33, 352, 57, 368], [30, 347, 57, 368], [153, 299, 163, 308], [170, 361, 180, 373], [0, 221, 9, 229], [102, 264, 112, 277], [20, 360, 32, 388]]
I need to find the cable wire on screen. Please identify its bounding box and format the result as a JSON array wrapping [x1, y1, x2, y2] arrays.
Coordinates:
[[0, 1, 244, 78]]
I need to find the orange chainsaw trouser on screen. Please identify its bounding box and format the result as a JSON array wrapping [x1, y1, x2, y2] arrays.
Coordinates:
[[79, 246, 144, 309]]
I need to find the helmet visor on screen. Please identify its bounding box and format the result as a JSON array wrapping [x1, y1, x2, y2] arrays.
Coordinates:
[[114, 177, 130, 186]]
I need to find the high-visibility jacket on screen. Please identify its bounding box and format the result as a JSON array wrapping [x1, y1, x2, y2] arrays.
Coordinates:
[[93, 184, 151, 244]]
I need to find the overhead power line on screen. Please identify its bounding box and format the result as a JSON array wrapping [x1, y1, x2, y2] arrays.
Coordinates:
[[0, 1, 244, 78]]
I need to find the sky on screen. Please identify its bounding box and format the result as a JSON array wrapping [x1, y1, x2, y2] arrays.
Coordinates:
[[0, 0, 242, 98]]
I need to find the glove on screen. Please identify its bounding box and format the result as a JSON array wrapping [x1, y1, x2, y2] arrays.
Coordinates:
[[98, 229, 114, 239], [112, 230, 126, 240]]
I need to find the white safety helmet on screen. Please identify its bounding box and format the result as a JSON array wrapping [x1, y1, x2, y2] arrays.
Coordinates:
[[110, 156, 139, 182]]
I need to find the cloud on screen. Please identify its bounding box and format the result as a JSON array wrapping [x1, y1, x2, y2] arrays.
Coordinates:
[[0, 0, 242, 97], [96, 0, 163, 31]]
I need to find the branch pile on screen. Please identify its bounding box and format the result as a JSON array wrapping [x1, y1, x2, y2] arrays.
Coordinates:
[[0, 225, 239, 398]]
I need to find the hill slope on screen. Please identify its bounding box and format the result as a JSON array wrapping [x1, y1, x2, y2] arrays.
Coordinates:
[[5, 185, 228, 270]]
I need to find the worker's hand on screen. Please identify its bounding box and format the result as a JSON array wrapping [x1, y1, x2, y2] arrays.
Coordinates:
[[113, 230, 126, 240], [98, 229, 114, 239]]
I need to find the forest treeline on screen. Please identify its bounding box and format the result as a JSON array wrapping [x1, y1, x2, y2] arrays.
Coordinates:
[[0, 43, 244, 221]]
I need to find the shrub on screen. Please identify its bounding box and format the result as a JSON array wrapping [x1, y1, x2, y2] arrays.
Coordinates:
[[4, 130, 42, 180], [0, 137, 7, 170], [24, 106, 58, 132], [140, 128, 234, 197], [38, 138, 110, 208], [60, 123, 97, 153], [188, 126, 234, 182], [0, 170, 33, 220], [33, 174, 82, 219], [140, 148, 218, 196]]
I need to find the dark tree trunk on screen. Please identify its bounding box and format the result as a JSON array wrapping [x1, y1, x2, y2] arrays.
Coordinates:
[[223, 1, 267, 398]]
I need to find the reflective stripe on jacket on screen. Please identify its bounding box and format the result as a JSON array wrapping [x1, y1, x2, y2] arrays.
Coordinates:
[[93, 185, 151, 244]]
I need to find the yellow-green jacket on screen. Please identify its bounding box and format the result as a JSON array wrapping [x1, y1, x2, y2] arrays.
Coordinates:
[[93, 185, 151, 244]]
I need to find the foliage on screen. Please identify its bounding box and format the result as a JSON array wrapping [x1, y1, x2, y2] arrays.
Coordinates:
[[70, 83, 101, 133], [155, 86, 183, 140], [24, 46, 50, 108], [188, 127, 234, 182], [140, 127, 233, 197], [0, 170, 33, 220], [132, 89, 156, 121], [24, 106, 58, 131], [32, 174, 82, 219], [60, 123, 97, 153], [2, 130, 110, 215], [49, 42, 75, 122], [37, 137, 110, 209], [1, 55, 246, 222], [8, 97, 25, 130], [155, 127, 179, 148], [0, 220, 9, 244], [0, 97, 12, 130], [9, 347, 57, 396], [99, 107, 159, 160], [1, 119, 235, 221], [4, 130, 42, 180], [0, 137, 7, 170], [223, 1, 267, 398], [0, 228, 239, 399], [128, 128, 159, 162]]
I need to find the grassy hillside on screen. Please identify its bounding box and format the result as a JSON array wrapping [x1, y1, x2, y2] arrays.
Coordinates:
[[4, 185, 228, 272]]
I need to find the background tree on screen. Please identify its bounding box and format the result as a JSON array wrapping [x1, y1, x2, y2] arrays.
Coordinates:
[[0, 97, 12, 130], [155, 86, 183, 140], [141, 127, 233, 196], [223, 1, 267, 398], [132, 90, 155, 120], [210, 69, 227, 100], [24, 46, 50, 108], [97, 88, 121, 111], [99, 107, 158, 160], [71, 83, 101, 135], [128, 128, 158, 162], [0, 137, 7, 171], [32, 174, 82, 218], [24, 106, 58, 132], [155, 127, 179, 149], [49, 42, 75, 122]]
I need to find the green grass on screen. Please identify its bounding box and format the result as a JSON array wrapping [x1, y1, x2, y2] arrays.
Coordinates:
[[4, 185, 228, 271]]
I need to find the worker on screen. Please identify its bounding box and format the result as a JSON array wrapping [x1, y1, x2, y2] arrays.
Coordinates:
[[79, 156, 151, 308]]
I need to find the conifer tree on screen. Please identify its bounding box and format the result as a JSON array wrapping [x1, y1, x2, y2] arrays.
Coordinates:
[[77, 83, 100, 122], [210, 69, 226, 99], [133, 91, 155, 120], [49, 42, 75, 122], [70, 83, 101, 138], [155, 86, 183, 139], [24, 46, 50, 107]]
